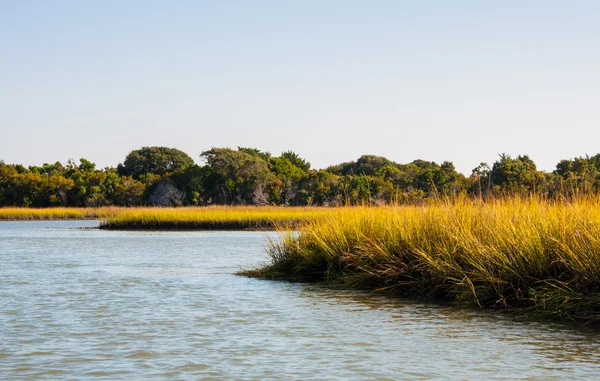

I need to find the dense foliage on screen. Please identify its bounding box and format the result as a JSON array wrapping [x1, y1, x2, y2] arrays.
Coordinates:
[[2, 146, 600, 207], [117, 146, 193, 178]]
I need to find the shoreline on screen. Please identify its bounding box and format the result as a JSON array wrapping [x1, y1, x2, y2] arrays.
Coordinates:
[[5, 200, 600, 324]]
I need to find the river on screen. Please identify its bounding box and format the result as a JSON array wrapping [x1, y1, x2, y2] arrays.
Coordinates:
[[1, 221, 600, 380]]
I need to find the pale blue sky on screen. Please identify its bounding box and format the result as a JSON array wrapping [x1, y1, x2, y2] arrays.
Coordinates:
[[1, 1, 599, 174]]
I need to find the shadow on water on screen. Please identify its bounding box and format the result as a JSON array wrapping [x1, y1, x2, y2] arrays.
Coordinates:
[[293, 282, 600, 362]]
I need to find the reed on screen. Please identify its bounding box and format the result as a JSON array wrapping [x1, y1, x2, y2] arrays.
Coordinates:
[[99, 206, 336, 230], [242, 196, 600, 323]]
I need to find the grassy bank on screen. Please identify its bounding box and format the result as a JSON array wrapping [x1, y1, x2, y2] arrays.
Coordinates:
[[0, 206, 335, 229], [0, 207, 120, 220], [242, 197, 600, 323], [99, 206, 336, 230]]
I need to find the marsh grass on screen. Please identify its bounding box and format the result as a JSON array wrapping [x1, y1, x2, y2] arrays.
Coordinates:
[[243, 197, 600, 323], [0, 207, 120, 220], [0, 206, 337, 230], [99, 206, 336, 230]]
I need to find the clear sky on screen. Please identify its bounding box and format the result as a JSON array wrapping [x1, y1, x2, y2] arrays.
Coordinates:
[[1, 1, 599, 174]]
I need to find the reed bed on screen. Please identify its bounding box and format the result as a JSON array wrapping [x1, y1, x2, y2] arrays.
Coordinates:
[[99, 206, 336, 230], [242, 197, 600, 323], [0, 207, 120, 220]]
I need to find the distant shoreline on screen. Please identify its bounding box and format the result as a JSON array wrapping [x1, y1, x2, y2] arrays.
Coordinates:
[[0, 205, 330, 230]]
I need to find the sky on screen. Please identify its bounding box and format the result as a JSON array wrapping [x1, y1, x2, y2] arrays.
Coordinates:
[[1, 1, 599, 175]]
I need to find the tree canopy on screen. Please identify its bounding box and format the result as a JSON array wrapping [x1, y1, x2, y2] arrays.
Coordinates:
[[117, 146, 194, 178], [2, 146, 600, 207]]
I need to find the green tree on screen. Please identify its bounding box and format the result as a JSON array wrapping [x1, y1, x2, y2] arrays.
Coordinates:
[[117, 146, 194, 178], [78, 158, 96, 172], [200, 148, 273, 204], [268, 155, 309, 205], [471, 162, 492, 197], [326, 155, 397, 176], [554, 155, 600, 195], [237, 147, 272, 163], [280, 151, 311, 171], [491, 154, 539, 194], [111, 176, 146, 206]]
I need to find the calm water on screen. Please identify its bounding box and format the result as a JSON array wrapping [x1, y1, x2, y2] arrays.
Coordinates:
[[1, 221, 600, 380]]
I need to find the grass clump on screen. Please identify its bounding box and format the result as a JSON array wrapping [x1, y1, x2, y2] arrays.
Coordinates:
[[99, 206, 336, 230], [244, 197, 600, 323]]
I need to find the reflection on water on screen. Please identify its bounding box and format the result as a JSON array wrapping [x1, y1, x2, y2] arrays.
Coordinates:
[[302, 286, 600, 368], [1, 221, 599, 380]]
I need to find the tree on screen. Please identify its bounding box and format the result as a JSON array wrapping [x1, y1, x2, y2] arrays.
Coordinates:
[[78, 158, 96, 172], [280, 151, 311, 171], [170, 164, 209, 205], [112, 176, 145, 206], [237, 147, 272, 163], [295, 171, 341, 206], [554, 155, 600, 195], [268, 154, 309, 205], [491, 154, 539, 194], [325, 155, 397, 176], [200, 148, 273, 204], [117, 146, 194, 178], [471, 162, 492, 197]]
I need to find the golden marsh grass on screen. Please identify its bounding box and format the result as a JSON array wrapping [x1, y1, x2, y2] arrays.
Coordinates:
[[99, 206, 337, 230], [0, 207, 120, 220], [243, 197, 600, 323], [0, 206, 338, 229]]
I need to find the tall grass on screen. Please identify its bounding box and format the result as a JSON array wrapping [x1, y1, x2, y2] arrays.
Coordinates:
[[0, 206, 338, 230], [99, 206, 336, 230], [242, 197, 600, 323], [0, 207, 120, 220]]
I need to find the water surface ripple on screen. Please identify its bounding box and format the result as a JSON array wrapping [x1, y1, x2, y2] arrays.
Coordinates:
[[1, 221, 600, 380]]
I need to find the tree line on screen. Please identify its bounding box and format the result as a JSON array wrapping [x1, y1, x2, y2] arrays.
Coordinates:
[[1, 146, 599, 207]]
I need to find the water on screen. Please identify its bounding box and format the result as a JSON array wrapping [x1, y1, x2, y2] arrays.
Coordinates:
[[1, 221, 600, 380]]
